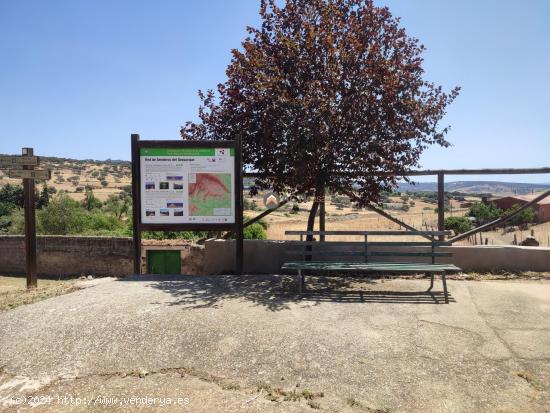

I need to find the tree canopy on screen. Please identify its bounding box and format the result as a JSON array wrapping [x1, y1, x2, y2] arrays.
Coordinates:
[[182, 0, 459, 213]]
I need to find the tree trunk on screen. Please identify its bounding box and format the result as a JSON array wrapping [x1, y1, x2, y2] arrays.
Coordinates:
[[305, 188, 322, 263], [306, 199, 320, 240]]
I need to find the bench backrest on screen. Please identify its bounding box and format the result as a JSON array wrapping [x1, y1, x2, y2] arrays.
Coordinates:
[[285, 230, 453, 264]]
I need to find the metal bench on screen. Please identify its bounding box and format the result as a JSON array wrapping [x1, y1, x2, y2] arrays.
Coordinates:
[[281, 230, 462, 303]]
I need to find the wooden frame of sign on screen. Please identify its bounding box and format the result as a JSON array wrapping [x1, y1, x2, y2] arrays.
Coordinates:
[[131, 134, 244, 275]]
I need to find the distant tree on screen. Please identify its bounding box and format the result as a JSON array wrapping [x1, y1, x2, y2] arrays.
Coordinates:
[[102, 194, 130, 219], [182, 0, 459, 234], [100, 180, 108, 188], [468, 202, 502, 225], [37, 193, 86, 235], [37, 184, 50, 209], [505, 204, 536, 226], [444, 216, 472, 235], [119, 185, 132, 198], [0, 183, 24, 207], [82, 188, 102, 211]]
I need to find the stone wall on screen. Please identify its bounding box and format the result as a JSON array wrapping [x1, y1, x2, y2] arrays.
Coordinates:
[[2, 236, 549, 276], [0, 236, 133, 276], [204, 239, 550, 274], [0, 236, 205, 276]]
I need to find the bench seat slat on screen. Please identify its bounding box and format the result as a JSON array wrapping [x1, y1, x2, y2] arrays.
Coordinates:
[[281, 261, 461, 272], [285, 230, 452, 236], [368, 252, 453, 258], [286, 251, 368, 257], [365, 241, 452, 246], [286, 251, 453, 258], [286, 241, 452, 247]]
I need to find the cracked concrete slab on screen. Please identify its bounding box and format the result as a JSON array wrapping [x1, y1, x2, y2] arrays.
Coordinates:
[[0, 275, 549, 412]]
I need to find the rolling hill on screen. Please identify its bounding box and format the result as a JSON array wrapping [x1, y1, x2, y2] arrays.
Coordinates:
[[2, 154, 549, 198], [398, 180, 550, 195]]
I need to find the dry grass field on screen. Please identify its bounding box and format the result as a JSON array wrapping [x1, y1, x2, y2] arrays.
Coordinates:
[[0, 158, 131, 201], [0, 275, 79, 312], [245, 193, 470, 242], [247, 191, 550, 247], [480, 221, 550, 247]]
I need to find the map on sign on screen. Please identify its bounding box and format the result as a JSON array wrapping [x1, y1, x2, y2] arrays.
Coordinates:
[[188, 173, 232, 216], [140, 147, 235, 224]]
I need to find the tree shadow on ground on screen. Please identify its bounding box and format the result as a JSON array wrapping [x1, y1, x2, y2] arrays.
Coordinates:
[[119, 274, 453, 311]]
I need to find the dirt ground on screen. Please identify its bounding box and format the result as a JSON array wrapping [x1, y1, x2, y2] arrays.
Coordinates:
[[0, 275, 548, 412]]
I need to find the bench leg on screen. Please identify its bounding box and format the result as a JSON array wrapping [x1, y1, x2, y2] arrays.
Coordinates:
[[441, 271, 449, 304], [298, 270, 304, 294], [427, 272, 434, 291]]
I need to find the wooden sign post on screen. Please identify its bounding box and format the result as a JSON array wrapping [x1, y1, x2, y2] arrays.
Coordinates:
[[131, 135, 244, 275], [22, 148, 37, 289], [0, 149, 50, 289]]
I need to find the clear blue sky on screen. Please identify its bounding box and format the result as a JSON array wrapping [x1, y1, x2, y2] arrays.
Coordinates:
[[1, 0, 549, 182]]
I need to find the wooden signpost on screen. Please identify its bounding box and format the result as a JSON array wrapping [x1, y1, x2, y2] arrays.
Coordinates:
[[0, 155, 40, 166], [9, 169, 51, 180], [0, 148, 51, 289], [131, 134, 244, 275]]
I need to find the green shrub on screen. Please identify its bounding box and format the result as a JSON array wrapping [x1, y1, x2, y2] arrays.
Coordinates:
[[444, 216, 472, 234], [34, 192, 127, 235], [141, 231, 207, 240], [37, 193, 88, 234], [82, 188, 102, 211], [0, 201, 15, 216], [468, 202, 502, 224], [505, 204, 536, 226], [243, 222, 267, 239], [6, 208, 24, 234], [243, 198, 260, 211], [0, 201, 19, 233], [244, 217, 268, 229], [0, 183, 24, 207]]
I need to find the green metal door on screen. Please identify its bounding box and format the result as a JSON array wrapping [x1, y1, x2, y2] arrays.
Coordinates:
[[147, 250, 181, 274]]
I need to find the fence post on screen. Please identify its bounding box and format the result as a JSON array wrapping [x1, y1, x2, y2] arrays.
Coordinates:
[[437, 172, 445, 240]]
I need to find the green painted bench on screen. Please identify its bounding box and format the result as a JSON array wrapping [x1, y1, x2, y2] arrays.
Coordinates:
[[282, 230, 462, 303]]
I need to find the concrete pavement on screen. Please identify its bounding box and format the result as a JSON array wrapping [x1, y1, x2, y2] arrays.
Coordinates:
[[0, 275, 548, 412]]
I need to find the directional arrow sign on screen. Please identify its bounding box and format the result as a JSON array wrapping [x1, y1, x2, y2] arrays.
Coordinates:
[[0, 156, 39, 167], [9, 169, 51, 180]]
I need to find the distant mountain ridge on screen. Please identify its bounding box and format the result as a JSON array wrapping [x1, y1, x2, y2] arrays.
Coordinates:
[[398, 181, 550, 195]]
